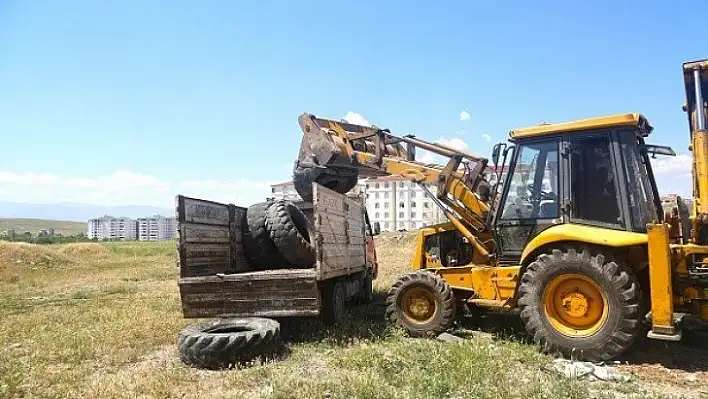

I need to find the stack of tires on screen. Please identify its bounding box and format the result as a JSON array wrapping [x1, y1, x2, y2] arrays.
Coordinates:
[[242, 198, 316, 270]]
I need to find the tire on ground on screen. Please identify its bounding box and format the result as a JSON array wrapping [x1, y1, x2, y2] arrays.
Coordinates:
[[243, 201, 287, 270], [293, 164, 359, 202], [386, 270, 456, 337], [265, 199, 315, 267], [517, 247, 643, 362], [177, 317, 281, 369]]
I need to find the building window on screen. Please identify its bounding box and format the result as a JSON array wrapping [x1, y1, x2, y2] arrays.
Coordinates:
[[399, 222, 405, 229], [375, 203, 380, 209], [399, 212, 404, 218], [384, 202, 389, 208], [375, 192, 380, 199], [384, 222, 389, 228], [384, 192, 389, 199], [399, 202, 405, 208], [411, 212, 416, 218], [423, 202, 430, 209], [423, 212, 428, 218], [411, 191, 416, 198], [375, 212, 380, 218], [375, 183, 380, 189], [384, 183, 389, 188], [385, 212, 389, 218], [411, 201, 416, 208], [399, 182, 404, 188]]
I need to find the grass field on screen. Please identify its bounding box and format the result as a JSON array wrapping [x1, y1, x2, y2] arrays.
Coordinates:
[[0, 218, 86, 236], [1, 232, 706, 398]]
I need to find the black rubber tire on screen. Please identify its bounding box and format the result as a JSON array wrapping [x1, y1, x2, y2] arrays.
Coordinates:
[[265, 199, 316, 267], [360, 269, 373, 304], [517, 247, 643, 362], [293, 164, 359, 202], [385, 270, 457, 337], [243, 201, 287, 270], [321, 279, 346, 325], [177, 317, 281, 370]]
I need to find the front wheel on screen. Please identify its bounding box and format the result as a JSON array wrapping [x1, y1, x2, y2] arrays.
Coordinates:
[[385, 270, 456, 337], [517, 247, 643, 362]]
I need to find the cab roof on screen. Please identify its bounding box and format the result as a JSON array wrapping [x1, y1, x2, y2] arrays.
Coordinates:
[[509, 113, 653, 139]]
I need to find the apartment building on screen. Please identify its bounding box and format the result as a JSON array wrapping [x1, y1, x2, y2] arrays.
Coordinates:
[[364, 176, 445, 232], [270, 179, 367, 202], [87, 216, 137, 240], [137, 215, 177, 241]]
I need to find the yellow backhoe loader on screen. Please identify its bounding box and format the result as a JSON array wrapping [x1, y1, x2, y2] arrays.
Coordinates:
[[292, 58, 708, 361]]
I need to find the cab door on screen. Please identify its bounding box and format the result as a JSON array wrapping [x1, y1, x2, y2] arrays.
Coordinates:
[[493, 138, 562, 262]]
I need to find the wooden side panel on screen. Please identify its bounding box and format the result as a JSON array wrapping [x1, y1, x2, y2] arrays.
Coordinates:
[[179, 269, 320, 318], [313, 185, 367, 280], [176, 195, 248, 278]]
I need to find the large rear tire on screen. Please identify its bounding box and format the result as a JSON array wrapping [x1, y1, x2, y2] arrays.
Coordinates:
[[517, 247, 642, 362], [386, 270, 456, 337], [265, 199, 316, 267]]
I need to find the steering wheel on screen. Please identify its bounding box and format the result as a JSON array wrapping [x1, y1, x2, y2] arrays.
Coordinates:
[[526, 184, 556, 201]]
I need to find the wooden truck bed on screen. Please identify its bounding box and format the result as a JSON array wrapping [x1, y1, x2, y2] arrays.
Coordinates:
[[176, 183, 367, 319]]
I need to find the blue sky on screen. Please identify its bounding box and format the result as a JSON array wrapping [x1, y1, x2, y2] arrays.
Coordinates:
[[0, 1, 704, 207]]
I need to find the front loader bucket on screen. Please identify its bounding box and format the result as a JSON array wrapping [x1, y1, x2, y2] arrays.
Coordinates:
[[293, 113, 407, 201]]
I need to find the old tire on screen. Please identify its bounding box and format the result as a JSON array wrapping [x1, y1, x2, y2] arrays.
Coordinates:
[[177, 317, 281, 370], [386, 270, 456, 337], [266, 199, 315, 267], [360, 269, 374, 304], [243, 201, 287, 270], [293, 165, 359, 202], [321, 279, 346, 325], [518, 248, 642, 362]]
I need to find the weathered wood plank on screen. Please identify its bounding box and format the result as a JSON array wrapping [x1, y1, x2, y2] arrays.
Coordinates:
[[183, 307, 320, 319], [183, 243, 232, 265], [182, 223, 231, 244], [181, 197, 231, 225], [179, 273, 321, 318], [320, 234, 365, 245]]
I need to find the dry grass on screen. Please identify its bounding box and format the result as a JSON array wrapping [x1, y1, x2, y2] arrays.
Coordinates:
[[0, 236, 703, 398]]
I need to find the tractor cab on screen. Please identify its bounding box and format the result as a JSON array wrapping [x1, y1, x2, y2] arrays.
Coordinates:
[[490, 113, 670, 264]]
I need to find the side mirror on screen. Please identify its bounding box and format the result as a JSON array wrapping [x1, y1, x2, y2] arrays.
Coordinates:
[[373, 222, 381, 235], [492, 143, 502, 166]]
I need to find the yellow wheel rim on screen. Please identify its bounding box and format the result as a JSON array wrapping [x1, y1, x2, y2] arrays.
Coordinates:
[[401, 287, 437, 324], [543, 273, 609, 337]]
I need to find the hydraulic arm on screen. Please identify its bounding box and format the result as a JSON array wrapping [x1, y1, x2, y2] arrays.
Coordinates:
[[683, 60, 708, 244], [295, 113, 493, 258]]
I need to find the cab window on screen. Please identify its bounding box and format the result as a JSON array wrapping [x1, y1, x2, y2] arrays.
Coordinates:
[[500, 140, 559, 220], [569, 134, 622, 227]]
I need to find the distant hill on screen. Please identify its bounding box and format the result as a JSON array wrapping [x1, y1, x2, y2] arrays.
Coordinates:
[[0, 201, 173, 222], [0, 218, 86, 236]]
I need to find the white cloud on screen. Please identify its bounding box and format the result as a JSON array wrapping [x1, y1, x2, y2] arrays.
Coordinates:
[[482, 134, 492, 144], [650, 153, 692, 197], [417, 137, 470, 164], [459, 110, 471, 121], [436, 137, 468, 151], [343, 111, 371, 126], [0, 169, 276, 208]]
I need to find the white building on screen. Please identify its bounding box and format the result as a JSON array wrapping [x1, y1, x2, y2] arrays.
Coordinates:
[[87, 216, 137, 240], [137, 215, 177, 241], [364, 176, 446, 232], [270, 179, 367, 202]]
